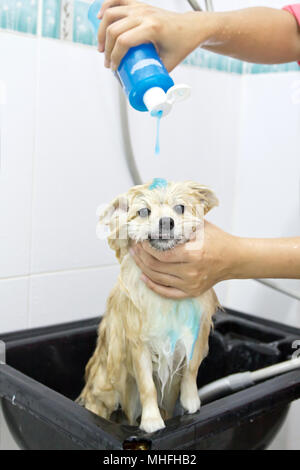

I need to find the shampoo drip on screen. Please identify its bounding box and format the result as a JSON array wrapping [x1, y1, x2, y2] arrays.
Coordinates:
[[154, 110, 162, 155]]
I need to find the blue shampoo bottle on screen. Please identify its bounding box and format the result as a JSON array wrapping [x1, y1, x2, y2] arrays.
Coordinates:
[[88, 1, 190, 117]]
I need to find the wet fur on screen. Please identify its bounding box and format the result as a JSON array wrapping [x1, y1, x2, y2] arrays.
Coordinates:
[[78, 181, 220, 433]]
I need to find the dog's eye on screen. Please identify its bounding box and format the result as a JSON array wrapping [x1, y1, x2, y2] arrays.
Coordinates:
[[138, 208, 151, 218], [174, 205, 185, 215]]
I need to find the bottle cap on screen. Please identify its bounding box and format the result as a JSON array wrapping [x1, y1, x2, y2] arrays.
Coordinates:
[[143, 84, 191, 118]]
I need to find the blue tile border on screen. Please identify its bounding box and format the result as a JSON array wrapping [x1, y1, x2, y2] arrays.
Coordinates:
[[42, 0, 61, 39], [73, 0, 97, 46], [183, 48, 299, 75], [0, 0, 38, 35], [0, 0, 299, 74]]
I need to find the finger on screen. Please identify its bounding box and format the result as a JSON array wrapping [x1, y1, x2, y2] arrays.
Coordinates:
[[141, 240, 190, 264], [105, 17, 140, 67], [132, 250, 183, 288], [133, 244, 189, 278], [141, 275, 188, 300], [97, 6, 128, 53], [131, 247, 178, 281], [110, 25, 155, 70], [98, 0, 131, 19]]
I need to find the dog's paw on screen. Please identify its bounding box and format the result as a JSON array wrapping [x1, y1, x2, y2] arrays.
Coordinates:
[[75, 396, 85, 406], [140, 415, 166, 433], [180, 390, 201, 414]]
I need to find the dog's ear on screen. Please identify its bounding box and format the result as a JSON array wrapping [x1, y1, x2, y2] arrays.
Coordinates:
[[97, 194, 129, 226], [186, 182, 219, 214], [97, 194, 129, 263]]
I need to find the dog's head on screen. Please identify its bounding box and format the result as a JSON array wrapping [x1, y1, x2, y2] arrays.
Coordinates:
[[98, 179, 218, 261]]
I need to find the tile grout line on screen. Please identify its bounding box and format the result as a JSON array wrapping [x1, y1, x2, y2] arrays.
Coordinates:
[[26, 28, 42, 329], [224, 72, 247, 307], [37, 0, 43, 37], [0, 263, 119, 283]]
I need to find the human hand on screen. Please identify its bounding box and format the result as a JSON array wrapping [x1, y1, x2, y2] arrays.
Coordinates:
[[97, 0, 208, 71], [130, 221, 239, 299]]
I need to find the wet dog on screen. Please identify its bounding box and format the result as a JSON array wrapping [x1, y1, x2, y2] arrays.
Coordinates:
[[78, 179, 220, 433]]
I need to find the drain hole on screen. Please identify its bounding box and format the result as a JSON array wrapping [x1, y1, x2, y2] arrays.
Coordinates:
[[123, 437, 152, 450]]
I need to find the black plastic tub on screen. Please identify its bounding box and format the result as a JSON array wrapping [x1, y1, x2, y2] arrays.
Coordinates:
[[1, 308, 300, 450]]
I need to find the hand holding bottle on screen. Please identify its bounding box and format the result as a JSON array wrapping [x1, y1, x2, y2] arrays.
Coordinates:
[[97, 0, 208, 71], [97, 1, 300, 71]]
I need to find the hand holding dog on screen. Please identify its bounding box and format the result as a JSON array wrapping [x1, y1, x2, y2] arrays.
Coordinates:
[[130, 223, 300, 299], [130, 221, 235, 299]]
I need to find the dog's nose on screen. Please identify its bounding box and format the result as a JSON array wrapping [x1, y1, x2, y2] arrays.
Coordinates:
[[159, 217, 175, 232]]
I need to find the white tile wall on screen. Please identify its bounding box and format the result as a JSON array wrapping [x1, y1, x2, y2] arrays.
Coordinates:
[[225, 279, 300, 325], [0, 278, 29, 333], [31, 38, 132, 274], [0, 32, 131, 334], [29, 264, 119, 328], [225, 72, 300, 326], [231, 73, 300, 239], [0, 33, 36, 278]]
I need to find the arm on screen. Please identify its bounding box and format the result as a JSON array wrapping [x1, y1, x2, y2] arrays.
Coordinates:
[[130, 222, 300, 299], [231, 235, 300, 280], [97, 1, 300, 71], [201, 7, 300, 65]]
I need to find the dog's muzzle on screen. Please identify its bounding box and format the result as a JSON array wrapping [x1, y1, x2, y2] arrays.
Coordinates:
[[148, 217, 180, 251], [159, 217, 175, 235]]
